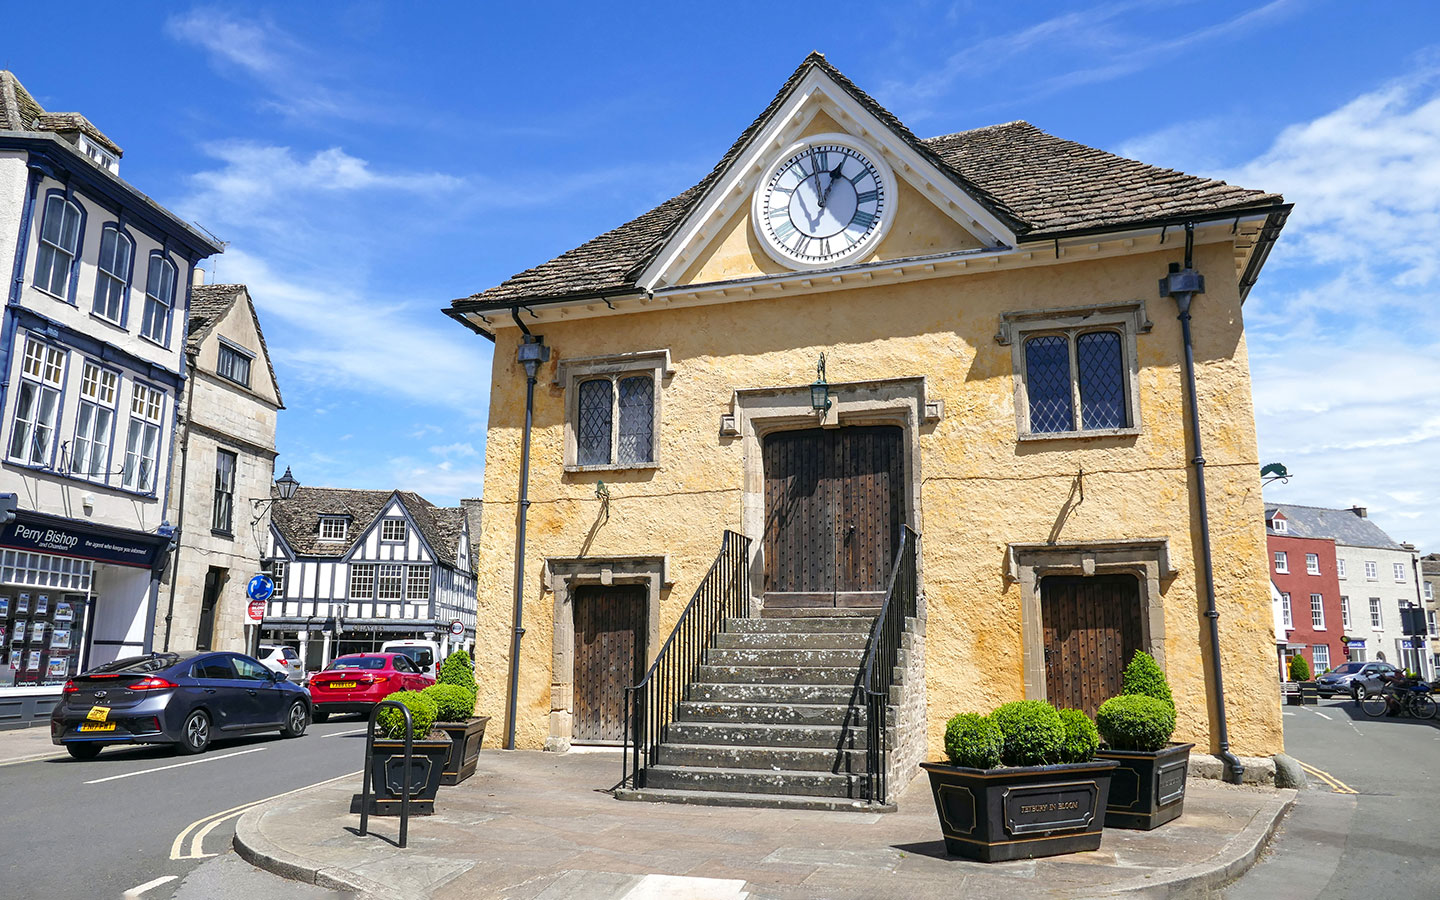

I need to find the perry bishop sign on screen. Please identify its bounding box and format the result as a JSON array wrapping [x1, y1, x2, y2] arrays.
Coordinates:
[[0, 520, 162, 568]]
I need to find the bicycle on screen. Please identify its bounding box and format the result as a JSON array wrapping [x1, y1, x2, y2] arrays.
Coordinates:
[[1359, 675, 1437, 719]]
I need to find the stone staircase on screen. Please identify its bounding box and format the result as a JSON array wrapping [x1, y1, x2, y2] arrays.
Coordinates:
[[616, 614, 894, 811]]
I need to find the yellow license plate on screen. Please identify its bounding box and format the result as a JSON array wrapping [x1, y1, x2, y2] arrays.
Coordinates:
[[79, 722, 116, 732], [330, 681, 356, 689], [86, 705, 110, 722]]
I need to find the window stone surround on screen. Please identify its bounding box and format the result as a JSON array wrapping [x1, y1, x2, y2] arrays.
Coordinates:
[[542, 555, 669, 751], [555, 350, 672, 473], [1005, 539, 1176, 702]]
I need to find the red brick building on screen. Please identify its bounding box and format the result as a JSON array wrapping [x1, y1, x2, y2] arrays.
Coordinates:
[[1266, 510, 1345, 673]]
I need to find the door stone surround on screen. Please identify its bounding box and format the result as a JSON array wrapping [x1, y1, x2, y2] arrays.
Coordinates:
[[543, 556, 668, 751]]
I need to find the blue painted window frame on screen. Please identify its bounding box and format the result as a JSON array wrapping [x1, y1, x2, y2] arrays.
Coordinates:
[[7, 335, 70, 468], [120, 378, 166, 494], [70, 357, 122, 483], [32, 190, 86, 303], [91, 223, 136, 326], [140, 251, 178, 346]]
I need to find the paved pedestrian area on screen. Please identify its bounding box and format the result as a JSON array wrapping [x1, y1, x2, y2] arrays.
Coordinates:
[[236, 749, 1295, 900]]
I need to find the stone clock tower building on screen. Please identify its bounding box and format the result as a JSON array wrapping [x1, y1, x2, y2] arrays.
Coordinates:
[[446, 53, 1291, 806]]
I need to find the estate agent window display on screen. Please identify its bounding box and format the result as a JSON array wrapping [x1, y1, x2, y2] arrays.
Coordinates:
[[0, 588, 88, 688]]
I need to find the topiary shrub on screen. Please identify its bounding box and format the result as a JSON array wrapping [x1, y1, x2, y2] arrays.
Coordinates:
[[943, 713, 1003, 769], [1121, 651, 1175, 711], [1288, 653, 1311, 682], [1056, 708, 1099, 763], [438, 650, 478, 695], [1096, 695, 1176, 752], [990, 700, 1065, 767], [375, 690, 438, 740], [422, 683, 476, 723]]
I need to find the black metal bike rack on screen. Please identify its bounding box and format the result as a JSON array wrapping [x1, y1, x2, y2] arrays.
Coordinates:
[[359, 699, 413, 848]]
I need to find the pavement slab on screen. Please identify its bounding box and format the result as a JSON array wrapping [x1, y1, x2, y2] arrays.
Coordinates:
[[234, 749, 1294, 900]]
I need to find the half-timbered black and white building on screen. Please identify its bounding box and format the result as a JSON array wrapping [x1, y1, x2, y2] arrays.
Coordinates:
[[262, 486, 479, 670]]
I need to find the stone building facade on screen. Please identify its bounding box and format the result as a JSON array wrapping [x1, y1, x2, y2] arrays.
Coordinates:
[[157, 281, 282, 654], [446, 54, 1292, 800]]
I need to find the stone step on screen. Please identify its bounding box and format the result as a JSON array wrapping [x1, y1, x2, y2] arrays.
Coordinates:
[[642, 765, 866, 799], [654, 743, 866, 774], [705, 648, 866, 668], [761, 607, 880, 619], [677, 701, 888, 727], [614, 787, 888, 813], [695, 664, 860, 685], [665, 721, 866, 750], [713, 631, 869, 650], [688, 682, 859, 704], [729, 616, 875, 634]]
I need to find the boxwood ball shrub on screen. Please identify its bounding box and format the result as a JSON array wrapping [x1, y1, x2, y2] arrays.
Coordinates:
[[943, 713, 1003, 769], [1056, 708, 1100, 763], [1121, 651, 1175, 711], [438, 650, 479, 695], [1287, 653, 1311, 682], [1096, 695, 1176, 752], [375, 690, 438, 740], [990, 700, 1065, 767], [422, 683, 475, 723]]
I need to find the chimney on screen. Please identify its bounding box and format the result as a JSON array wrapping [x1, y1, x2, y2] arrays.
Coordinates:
[[192, 267, 205, 287], [460, 498, 483, 538], [1350, 506, 1367, 518]]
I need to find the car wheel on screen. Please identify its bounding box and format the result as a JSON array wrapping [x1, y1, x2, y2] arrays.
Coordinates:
[[312, 709, 329, 723], [1353, 684, 1368, 702], [66, 743, 102, 760], [281, 701, 309, 738], [177, 710, 211, 755]]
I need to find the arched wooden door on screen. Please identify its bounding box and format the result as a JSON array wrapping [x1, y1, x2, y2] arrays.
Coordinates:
[[1041, 574, 1143, 715], [762, 425, 904, 610]]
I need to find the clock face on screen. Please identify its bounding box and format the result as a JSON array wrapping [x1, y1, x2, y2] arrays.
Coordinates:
[[754, 133, 887, 266], [755, 136, 891, 268]]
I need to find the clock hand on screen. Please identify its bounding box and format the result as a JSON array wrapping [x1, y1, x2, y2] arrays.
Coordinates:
[[808, 147, 823, 202], [819, 160, 845, 208]]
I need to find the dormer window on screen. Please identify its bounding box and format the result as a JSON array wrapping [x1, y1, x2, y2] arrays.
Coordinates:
[[319, 517, 348, 541], [77, 135, 119, 174], [1270, 517, 1287, 534]]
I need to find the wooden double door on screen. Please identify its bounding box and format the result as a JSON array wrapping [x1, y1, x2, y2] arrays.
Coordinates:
[[1041, 575, 1144, 716], [572, 584, 646, 743], [762, 425, 904, 609]]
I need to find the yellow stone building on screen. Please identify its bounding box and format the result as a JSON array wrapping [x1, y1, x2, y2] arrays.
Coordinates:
[[446, 54, 1291, 806]]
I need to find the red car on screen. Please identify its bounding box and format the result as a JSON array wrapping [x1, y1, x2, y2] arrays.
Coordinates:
[[307, 653, 435, 722]]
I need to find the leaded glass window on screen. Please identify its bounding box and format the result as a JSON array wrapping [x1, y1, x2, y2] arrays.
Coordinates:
[[616, 375, 654, 464], [1022, 329, 1129, 434], [577, 378, 613, 466]]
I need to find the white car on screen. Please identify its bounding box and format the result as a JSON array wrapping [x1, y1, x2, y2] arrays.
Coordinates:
[[379, 639, 440, 680], [256, 645, 304, 681]]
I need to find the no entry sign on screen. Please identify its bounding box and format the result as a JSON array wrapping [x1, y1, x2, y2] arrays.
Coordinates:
[[247, 598, 267, 623]]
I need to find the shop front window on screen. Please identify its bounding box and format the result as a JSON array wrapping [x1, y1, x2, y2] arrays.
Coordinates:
[[0, 550, 93, 689]]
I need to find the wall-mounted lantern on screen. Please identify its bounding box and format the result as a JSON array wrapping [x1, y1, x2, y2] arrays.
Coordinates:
[[810, 353, 832, 414]]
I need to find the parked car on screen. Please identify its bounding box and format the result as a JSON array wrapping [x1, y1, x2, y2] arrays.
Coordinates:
[[307, 653, 434, 722], [1315, 661, 1400, 699], [50, 651, 311, 759], [380, 639, 441, 680], [256, 645, 304, 681]]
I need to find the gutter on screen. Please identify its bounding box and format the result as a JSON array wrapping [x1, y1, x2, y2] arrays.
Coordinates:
[[1160, 222, 1243, 784]]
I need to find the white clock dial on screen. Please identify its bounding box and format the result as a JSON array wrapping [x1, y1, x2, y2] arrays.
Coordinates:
[[754, 135, 893, 268]]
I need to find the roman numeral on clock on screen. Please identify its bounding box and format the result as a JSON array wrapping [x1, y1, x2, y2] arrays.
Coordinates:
[[773, 220, 796, 241], [856, 190, 878, 204], [852, 210, 876, 230]]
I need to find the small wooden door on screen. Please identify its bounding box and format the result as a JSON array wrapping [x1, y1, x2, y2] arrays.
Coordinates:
[[1041, 575, 1143, 716], [573, 585, 646, 743], [762, 426, 904, 608]]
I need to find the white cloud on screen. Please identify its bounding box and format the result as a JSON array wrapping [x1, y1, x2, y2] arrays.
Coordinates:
[[430, 442, 479, 458]]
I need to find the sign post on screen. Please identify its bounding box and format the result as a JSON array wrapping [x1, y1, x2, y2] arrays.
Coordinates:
[[246, 575, 274, 658]]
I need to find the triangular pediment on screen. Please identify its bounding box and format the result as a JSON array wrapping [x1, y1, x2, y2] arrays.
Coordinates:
[[639, 56, 1016, 291]]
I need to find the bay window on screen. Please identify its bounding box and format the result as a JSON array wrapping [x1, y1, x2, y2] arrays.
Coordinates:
[[71, 361, 118, 478], [122, 383, 164, 492], [9, 339, 66, 466]]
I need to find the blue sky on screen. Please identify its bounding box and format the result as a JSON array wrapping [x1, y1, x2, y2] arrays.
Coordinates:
[[8, 1, 1440, 550]]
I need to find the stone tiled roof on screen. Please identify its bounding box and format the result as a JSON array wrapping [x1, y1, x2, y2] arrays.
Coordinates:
[[271, 486, 468, 570], [1265, 504, 1407, 551], [452, 53, 1281, 310], [0, 70, 122, 156], [186, 283, 285, 409]]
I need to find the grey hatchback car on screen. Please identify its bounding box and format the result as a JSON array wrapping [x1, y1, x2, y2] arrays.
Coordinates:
[[1315, 661, 1400, 699], [50, 651, 312, 759]]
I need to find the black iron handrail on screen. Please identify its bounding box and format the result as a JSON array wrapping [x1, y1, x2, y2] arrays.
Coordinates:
[[861, 525, 919, 805], [622, 530, 751, 790], [360, 698, 413, 848]]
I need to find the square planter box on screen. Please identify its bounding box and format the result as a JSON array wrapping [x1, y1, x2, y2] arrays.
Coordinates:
[[1095, 742, 1193, 830], [355, 734, 451, 816], [435, 716, 488, 785], [920, 759, 1117, 863]]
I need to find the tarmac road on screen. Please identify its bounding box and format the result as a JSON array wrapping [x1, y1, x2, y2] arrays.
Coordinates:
[[1225, 696, 1440, 899], [0, 715, 371, 899]]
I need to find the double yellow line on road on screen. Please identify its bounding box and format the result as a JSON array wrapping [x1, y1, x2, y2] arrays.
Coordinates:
[[169, 769, 360, 860], [1296, 759, 1358, 794]]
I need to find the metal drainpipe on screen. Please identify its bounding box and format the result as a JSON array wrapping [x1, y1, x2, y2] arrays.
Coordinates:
[[505, 308, 549, 750], [1160, 223, 1244, 784], [161, 348, 200, 651]]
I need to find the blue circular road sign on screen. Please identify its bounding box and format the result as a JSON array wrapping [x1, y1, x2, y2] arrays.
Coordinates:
[[247, 574, 276, 602]]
